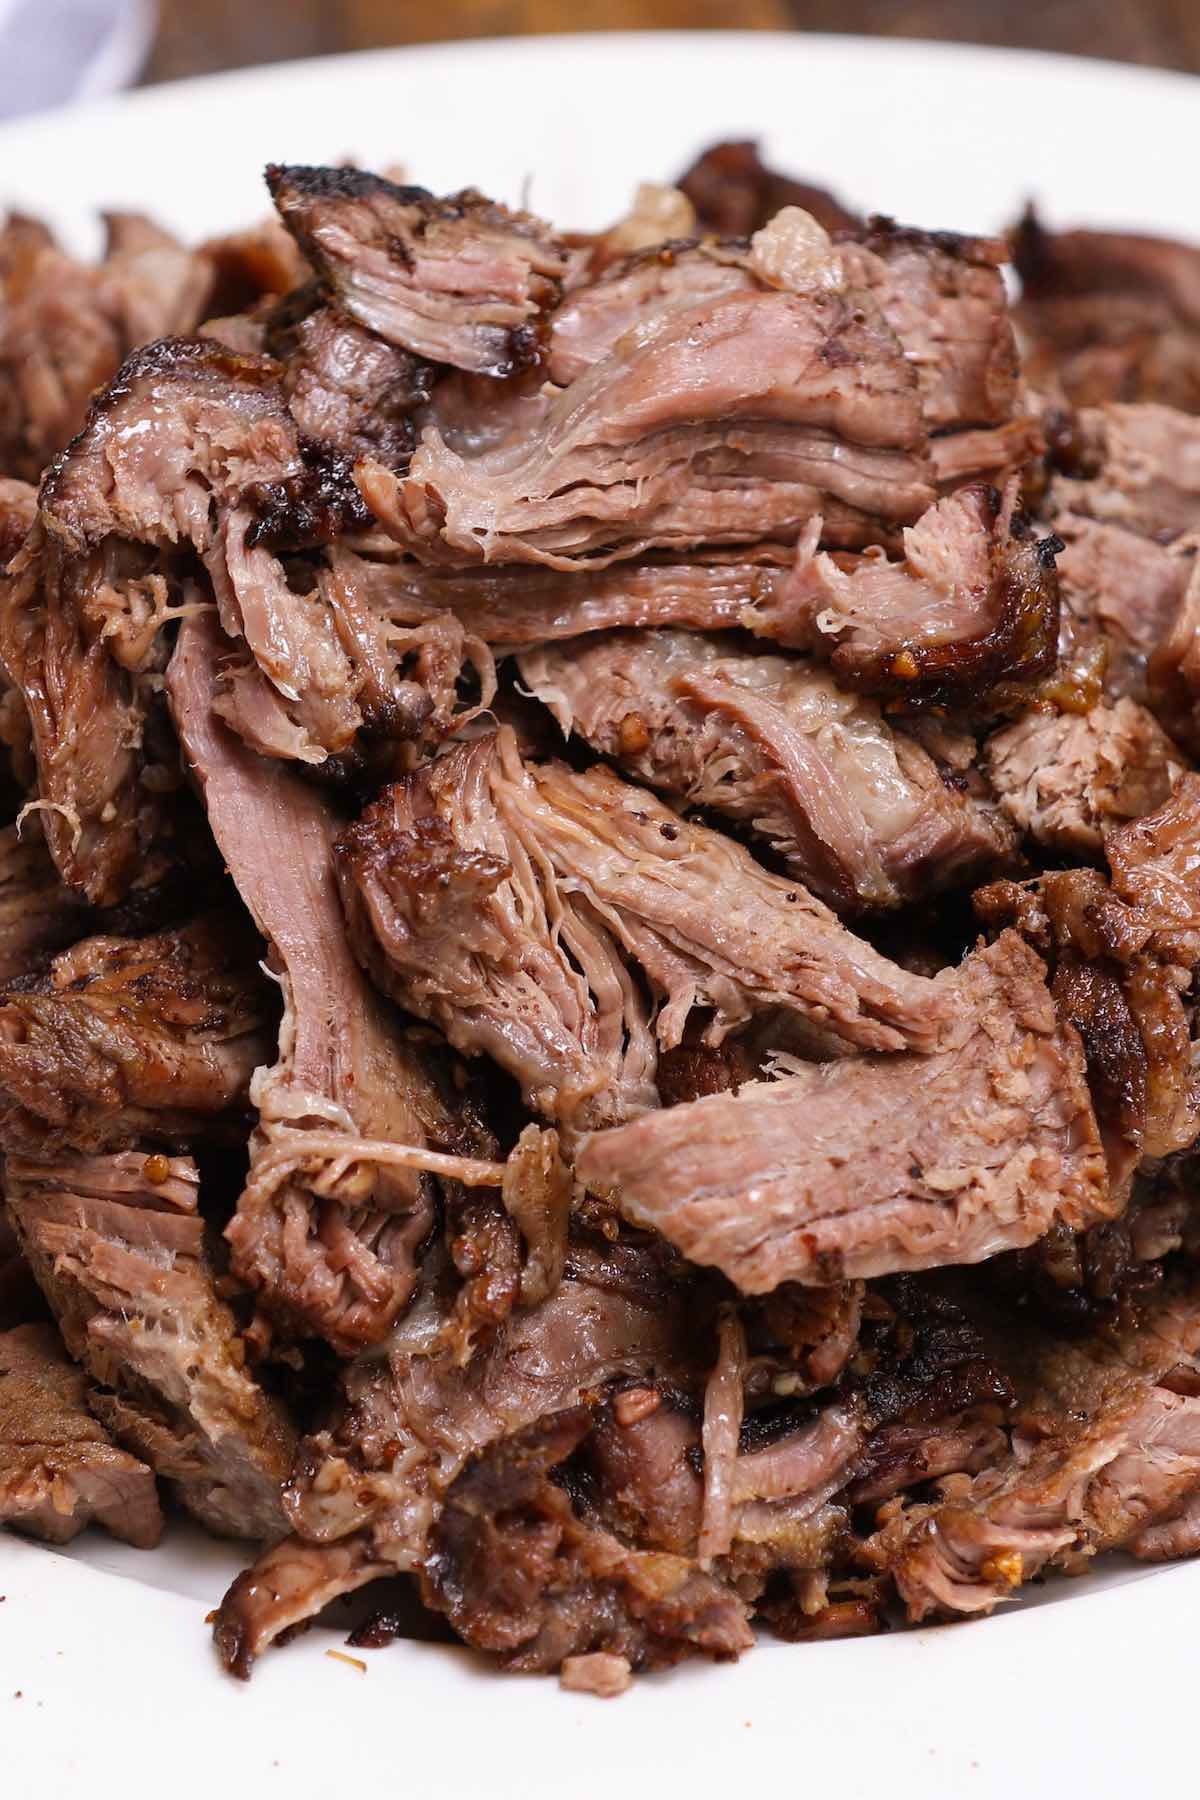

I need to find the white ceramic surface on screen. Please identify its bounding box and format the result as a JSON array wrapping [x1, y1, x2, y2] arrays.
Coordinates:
[[1, 32, 1197, 1798]]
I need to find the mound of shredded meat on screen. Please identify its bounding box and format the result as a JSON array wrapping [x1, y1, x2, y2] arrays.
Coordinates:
[[3, 141, 1200, 1701]]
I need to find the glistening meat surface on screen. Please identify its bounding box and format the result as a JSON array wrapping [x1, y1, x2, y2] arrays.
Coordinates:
[[577, 933, 1109, 1287]]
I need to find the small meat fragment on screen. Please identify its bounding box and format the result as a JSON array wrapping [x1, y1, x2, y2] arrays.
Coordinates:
[[785, 484, 1061, 706], [420, 1408, 753, 1676], [0, 208, 214, 481], [677, 141, 860, 238], [577, 933, 1109, 1288], [0, 911, 276, 1155], [218, 1238, 700, 1674], [1014, 208, 1200, 412], [0, 1321, 162, 1547], [267, 165, 571, 377], [985, 699, 1181, 855], [881, 1273, 1200, 1618]]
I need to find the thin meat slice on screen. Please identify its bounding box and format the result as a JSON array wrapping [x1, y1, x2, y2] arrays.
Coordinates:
[[336, 728, 958, 1122], [546, 243, 757, 387], [883, 1273, 1200, 1618], [317, 541, 813, 652], [783, 485, 1061, 704], [0, 1321, 162, 1547], [0, 911, 275, 1155], [267, 165, 571, 377], [5, 1151, 295, 1539], [167, 612, 500, 1351], [576, 932, 1109, 1288], [1013, 208, 1200, 412], [360, 278, 934, 569], [985, 699, 1182, 855], [517, 629, 1013, 911]]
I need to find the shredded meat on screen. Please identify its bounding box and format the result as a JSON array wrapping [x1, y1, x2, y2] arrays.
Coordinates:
[[518, 629, 1013, 910], [578, 933, 1109, 1287]]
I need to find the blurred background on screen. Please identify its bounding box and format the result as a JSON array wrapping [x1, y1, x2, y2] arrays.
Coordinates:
[[0, 0, 1195, 120], [146, 1, 1200, 80]]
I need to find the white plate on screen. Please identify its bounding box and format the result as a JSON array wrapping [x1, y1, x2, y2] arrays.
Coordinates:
[[1, 30, 1197, 1799]]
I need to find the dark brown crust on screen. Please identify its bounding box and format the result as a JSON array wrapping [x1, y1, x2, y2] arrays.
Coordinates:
[[828, 497, 1063, 707]]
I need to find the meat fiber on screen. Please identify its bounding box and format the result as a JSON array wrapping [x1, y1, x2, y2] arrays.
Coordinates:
[[5, 1150, 295, 1539], [267, 165, 571, 377], [0, 911, 275, 1154], [576, 933, 1109, 1288], [168, 612, 503, 1351], [336, 726, 960, 1131], [315, 541, 815, 652], [335, 731, 659, 1130], [986, 699, 1182, 855], [517, 629, 1013, 910]]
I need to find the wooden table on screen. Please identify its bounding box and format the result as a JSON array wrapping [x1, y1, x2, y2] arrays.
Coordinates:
[[147, 0, 1200, 84]]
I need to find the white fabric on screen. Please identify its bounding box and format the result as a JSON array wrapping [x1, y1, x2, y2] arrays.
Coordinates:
[[0, 0, 154, 118]]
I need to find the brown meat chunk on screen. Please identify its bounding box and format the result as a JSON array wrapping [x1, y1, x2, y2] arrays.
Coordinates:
[[0, 912, 276, 1155], [6, 1151, 294, 1540], [0, 1321, 162, 1548], [267, 165, 571, 377]]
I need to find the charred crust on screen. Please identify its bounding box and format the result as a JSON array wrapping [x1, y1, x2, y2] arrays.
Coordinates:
[[265, 162, 435, 214], [245, 436, 381, 550], [830, 498, 1062, 709], [42, 335, 286, 514], [858, 214, 1008, 269]]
